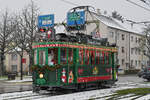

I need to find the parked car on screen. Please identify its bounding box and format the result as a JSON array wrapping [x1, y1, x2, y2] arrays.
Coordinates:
[[137, 67, 150, 81]]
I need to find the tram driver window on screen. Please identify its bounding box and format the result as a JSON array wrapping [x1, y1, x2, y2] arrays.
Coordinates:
[[48, 48, 58, 65], [60, 48, 67, 64], [34, 50, 37, 65], [39, 50, 46, 65]]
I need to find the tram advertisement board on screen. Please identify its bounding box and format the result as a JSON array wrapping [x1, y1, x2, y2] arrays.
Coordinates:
[[38, 14, 54, 27], [67, 11, 85, 26]]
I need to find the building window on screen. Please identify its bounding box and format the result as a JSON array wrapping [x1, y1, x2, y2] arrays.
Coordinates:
[[131, 60, 133, 66], [135, 37, 138, 43], [117, 32, 119, 40], [122, 34, 125, 40], [138, 38, 141, 43], [131, 48, 134, 54], [11, 65, 17, 72], [138, 49, 141, 55], [110, 32, 114, 38], [135, 60, 137, 66], [138, 60, 141, 67], [135, 48, 137, 55], [131, 36, 133, 42], [122, 47, 125, 53], [11, 54, 17, 61], [122, 59, 125, 65]]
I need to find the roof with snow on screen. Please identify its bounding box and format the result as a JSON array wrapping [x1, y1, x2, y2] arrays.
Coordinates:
[[92, 12, 145, 35]]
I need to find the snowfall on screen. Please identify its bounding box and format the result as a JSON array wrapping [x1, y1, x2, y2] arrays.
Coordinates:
[[0, 77, 150, 100]]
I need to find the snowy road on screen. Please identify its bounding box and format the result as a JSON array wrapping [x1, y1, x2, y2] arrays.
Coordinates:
[[0, 75, 150, 100]]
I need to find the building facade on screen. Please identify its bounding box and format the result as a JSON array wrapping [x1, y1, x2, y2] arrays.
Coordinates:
[[5, 51, 29, 75]]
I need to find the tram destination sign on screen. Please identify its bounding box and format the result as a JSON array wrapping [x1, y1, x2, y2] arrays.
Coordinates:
[[67, 11, 85, 26], [38, 14, 54, 27]]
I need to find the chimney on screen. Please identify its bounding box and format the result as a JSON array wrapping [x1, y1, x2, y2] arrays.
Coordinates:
[[97, 9, 101, 15]]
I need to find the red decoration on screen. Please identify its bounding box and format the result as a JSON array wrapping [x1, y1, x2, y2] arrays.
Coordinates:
[[77, 75, 111, 83], [22, 58, 26, 63], [78, 68, 83, 74]]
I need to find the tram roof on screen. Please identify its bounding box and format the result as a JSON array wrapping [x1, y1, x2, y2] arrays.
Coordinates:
[[33, 42, 117, 52]]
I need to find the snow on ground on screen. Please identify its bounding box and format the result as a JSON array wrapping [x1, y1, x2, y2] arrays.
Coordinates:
[[6, 78, 32, 83], [5, 76, 32, 83], [1, 76, 150, 100], [0, 85, 150, 100], [0, 86, 136, 100]]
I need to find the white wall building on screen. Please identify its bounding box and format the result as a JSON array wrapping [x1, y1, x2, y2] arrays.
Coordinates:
[[67, 9, 149, 74]]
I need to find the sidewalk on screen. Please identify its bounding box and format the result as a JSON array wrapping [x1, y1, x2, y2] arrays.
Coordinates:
[[0, 76, 32, 83]]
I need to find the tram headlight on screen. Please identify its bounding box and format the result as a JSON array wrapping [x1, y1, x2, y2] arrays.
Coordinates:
[[39, 73, 44, 78]]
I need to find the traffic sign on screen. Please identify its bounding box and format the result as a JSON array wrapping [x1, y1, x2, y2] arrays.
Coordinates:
[[67, 11, 85, 26], [38, 14, 54, 27]]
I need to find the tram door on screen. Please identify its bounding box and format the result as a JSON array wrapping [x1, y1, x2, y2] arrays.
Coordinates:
[[60, 48, 76, 84], [68, 48, 76, 84]]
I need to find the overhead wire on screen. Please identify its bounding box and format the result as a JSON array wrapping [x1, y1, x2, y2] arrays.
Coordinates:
[[126, 0, 150, 12], [60, 0, 79, 6]]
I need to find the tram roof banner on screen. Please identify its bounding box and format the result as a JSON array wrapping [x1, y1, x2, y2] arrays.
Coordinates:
[[67, 11, 85, 26], [38, 14, 54, 27]]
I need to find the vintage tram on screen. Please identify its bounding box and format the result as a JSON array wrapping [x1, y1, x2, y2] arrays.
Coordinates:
[[32, 41, 118, 92]]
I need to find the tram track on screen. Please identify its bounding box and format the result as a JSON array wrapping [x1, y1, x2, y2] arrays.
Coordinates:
[[1, 82, 148, 100]]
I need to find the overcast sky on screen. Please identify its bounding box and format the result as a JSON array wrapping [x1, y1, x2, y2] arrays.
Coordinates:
[[0, 0, 150, 23]]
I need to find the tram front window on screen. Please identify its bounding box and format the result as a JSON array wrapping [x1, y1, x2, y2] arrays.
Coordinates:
[[39, 50, 46, 65], [34, 50, 37, 65], [48, 48, 58, 66]]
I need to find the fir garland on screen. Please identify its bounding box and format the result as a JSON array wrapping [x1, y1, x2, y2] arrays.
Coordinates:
[[30, 64, 61, 73]]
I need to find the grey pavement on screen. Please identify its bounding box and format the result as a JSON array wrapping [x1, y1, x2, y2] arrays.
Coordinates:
[[0, 76, 32, 94]]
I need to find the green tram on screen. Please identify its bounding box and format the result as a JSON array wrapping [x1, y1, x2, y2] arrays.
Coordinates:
[[32, 41, 118, 92]]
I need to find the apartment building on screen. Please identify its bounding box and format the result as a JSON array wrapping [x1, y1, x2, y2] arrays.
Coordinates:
[[87, 11, 148, 74], [5, 51, 29, 75]]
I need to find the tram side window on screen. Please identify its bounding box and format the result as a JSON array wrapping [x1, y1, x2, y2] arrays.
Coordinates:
[[79, 49, 84, 65], [85, 50, 89, 65], [48, 48, 58, 65], [34, 50, 37, 65], [108, 52, 112, 65], [68, 48, 73, 64], [90, 50, 95, 65], [100, 52, 104, 64], [39, 50, 46, 65], [96, 51, 100, 64], [60, 48, 67, 64], [104, 52, 109, 65], [107, 52, 110, 64]]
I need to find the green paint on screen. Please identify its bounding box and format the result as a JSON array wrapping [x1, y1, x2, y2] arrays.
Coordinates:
[[46, 48, 48, 65], [36, 78, 46, 85]]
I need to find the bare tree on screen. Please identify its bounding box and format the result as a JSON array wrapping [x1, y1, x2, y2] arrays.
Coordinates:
[[11, 14, 29, 80], [20, 0, 39, 73], [0, 11, 17, 76], [141, 24, 150, 65], [112, 11, 124, 22]]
